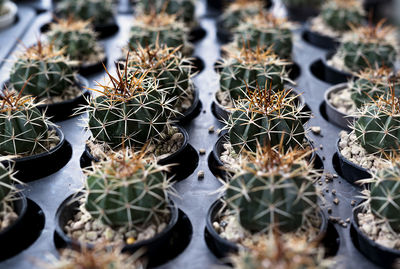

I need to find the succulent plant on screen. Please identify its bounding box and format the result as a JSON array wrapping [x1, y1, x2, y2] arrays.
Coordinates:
[[129, 13, 191, 55], [56, 0, 114, 26], [46, 18, 101, 63], [224, 144, 320, 233], [353, 90, 400, 154], [85, 58, 173, 149], [234, 13, 293, 60], [219, 0, 264, 31], [227, 85, 307, 153], [135, 0, 196, 26], [84, 150, 171, 228], [282, 0, 324, 8], [0, 87, 58, 156], [219, 47, 292, 101], [0, 164, 17, 213], [334, 21, 398, 72], [9, 41, 76, 100], [349, 67, 400, 108], [320, 0, 364, 32]]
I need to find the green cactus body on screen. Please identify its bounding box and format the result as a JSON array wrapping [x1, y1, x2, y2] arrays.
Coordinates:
[[219, 48, 291, 100], [320, 0, 364, 32], [56, 0, 114, 25], [9, 43, 76, 99], [0, 164, 12, 212], [234, 14, 293, 59], [85, 154, 168, 227], [220, 0, 264, 31], [370, 164, 400, 232]]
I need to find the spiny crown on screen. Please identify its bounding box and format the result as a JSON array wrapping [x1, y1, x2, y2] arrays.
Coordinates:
[[134, 11, 184, 29], [343, 20, 398, 46], [49, 16, 93, 32], [353, 66, 396, 82], [0, 85, 36, 113], [242, 11, 292, 29], [355, 86, 400, 117], [17, 40, 66, 61], [225, 0, 263, 11], [224, 45, 290, 66], [323, 0, 363, 9]]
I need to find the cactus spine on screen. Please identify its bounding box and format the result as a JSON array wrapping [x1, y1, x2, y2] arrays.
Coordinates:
[[0, 164, 17, 213], [56, 0, 114, 25], [320, 0, 364, 32], [9, 41, 76, 100], [220, 0, 264, 31]]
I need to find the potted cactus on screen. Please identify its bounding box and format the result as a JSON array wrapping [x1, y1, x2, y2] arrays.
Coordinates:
[[55, 150, 178, 266], [8, 41, 89, 121], [325, 67, 400, 129], [45, 18, 106, 75], [0, 0, 17, 29], [304, 0, 365, 50], [282, 0, 324, 22], [336, 90, 400, 183], [55, 0, 118, 38]]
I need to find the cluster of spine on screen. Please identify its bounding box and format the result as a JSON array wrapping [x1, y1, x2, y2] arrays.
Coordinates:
[[219, 47, 292, 100], [233, 12, 293, 60], [0, 88, 56, 156], [125, 43, 194, 108], [334, 21, 399, 72], [129, 12, 190, 54], [224, 144, 320, 233], [230, 233, 331, 269], [0, 164, 17, 215], [349, 67, 400, 108], [220, 0, 264, 31], [353, 90, 400, 154], [85, 60, 173, 149], [46, 18, 100, 62], [282, 0, 324, 8], [84, 150, 170, 229], [56, 0, 114, 25], [9, 41, 76, 100], [320, 0, 364, 32], [0, 0, 5, 14], [227, 84, 308, 153]]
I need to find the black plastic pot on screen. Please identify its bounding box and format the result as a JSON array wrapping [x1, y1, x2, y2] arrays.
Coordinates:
[[351, 204, 400, 267], [80, 125, 198, 182], [302, 22, 339, 50], [189, 25, 207, 43], [320, 51, 352, 84], [216, 19, 233, 44], [1, 126, 72, 182], [191, 56, 205, 74], [336, 138, 372, 184], [173, 87, 202, 125], [323, 83, 356, 131], [55, 193, 182, 268], [285, 6, 319, 22], [75, 47, 108, 76]]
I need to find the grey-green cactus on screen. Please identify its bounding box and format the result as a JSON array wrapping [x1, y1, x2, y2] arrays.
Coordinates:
[[220, 0, 264, 31], [56, 0, 114, 25], [85, 150, 170, 228], [225, 145, 319, 233], [320, 0, 364, 32], [234, 12, 293, 60], [0, 163, 15, 213], [219, 47, 292, 101], [227, 85, 307, 153], [9, 42, 76, 100]]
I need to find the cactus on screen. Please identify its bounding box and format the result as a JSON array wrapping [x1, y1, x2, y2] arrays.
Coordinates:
[[333, 21, 398, 72], [220, 0, 264, 31], [9, 41, 76, 100], [135, 0, 195, 26], [224, 144, 320, 233], [368, 163, 400, 233], [353, 90, 400, 154], [234, 12, 293, 60], [219, 46, 292, 101], [227, 84, 307, 154], [46, 18, 101, 63], [125, 43, 194, 110], [85, 58, 172, 149], [349, 67, 400, 109], [56, 0, 114, 26], [320, 0, 364, 32], [0, 87, 57, 156], [282, 0, 324, 8], [129, 12, 191, 55], [84, 150, 170, 228]]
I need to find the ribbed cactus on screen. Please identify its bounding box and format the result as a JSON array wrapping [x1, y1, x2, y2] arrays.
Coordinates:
[[219, 47, 291, 100], [320, 0, 364, 32], [234, 13, 293, 60], [334, 21, 398, 72], [135, 0, 195, 25], [84, 150, 170, 228], [227, 85, 307, 153], [0, 88, 56, 156], [56, 0, 114, 25], [349, 67, 400, 108], [9, 41, 76, 100], [220, 0, 264, 31], [353, 91, 400, 154], [46, 18, 100, 62], [0, 164, 15, 213], [129, 13, 190, 54], [86, 59, 172, 149], [282, 0, 323, 8], [224, 145, 319, 233]]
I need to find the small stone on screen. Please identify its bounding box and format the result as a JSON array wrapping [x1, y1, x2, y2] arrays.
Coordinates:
[[213, 222, 220, 231], [126, 237, 136, 244], [327, 208, 332, 214], [346, 218, 350, 223], [332, 189, 336, 195], [199, 148, 206, 155], [198, 170, 205, 179], [86, 231, 98, 241], [333, 198, 339, 205], [342, 223, 348, 228], [310, 126, 321, 135], [318, 180, 322, 185], [351, 200, 356, 206], [72, 221, 84, 230], [208, 126, 215, 133], [104, 227, 115, 241], [320, 144, 323, 150], [157, 223, 167, 233]]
